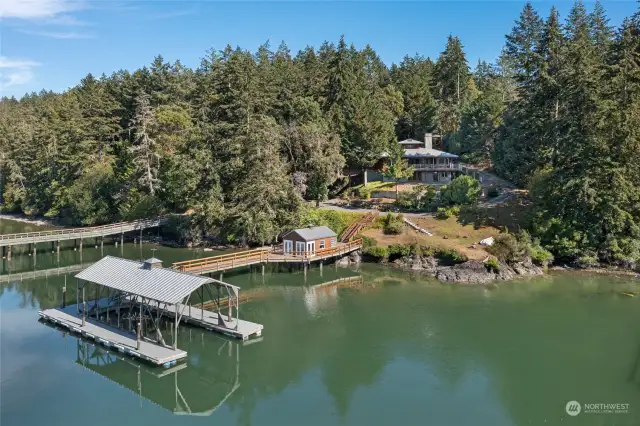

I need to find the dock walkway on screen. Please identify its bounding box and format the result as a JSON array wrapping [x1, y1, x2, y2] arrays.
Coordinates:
[[0, 217, 165, 247], [173, 239, 362, 275], [39, 307, 186, 366]]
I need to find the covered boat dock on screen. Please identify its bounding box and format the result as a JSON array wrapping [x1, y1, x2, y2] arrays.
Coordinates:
[[39, 256, 264, 366]]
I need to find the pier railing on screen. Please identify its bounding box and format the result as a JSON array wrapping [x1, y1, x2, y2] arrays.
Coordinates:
[[0, 217, 166, 246]]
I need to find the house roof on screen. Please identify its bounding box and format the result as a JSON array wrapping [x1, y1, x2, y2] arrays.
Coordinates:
[[75, 256, 213, 305], [398, 138, 423, 145], [287, 226, 337, 241], [402, 147, 459, 159]]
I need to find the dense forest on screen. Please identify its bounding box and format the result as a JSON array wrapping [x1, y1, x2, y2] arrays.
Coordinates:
[[1, 1, 639, 265]]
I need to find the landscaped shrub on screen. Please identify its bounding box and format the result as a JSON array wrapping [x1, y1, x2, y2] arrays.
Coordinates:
[[485, 257, 500, 272], [487, 230, 554, 266], [387, 243, 411, 261], [435, 205, 461, 219], [440, 175, 482, 205], [363, 245, 387, 261], [530, 245, 554, 267], [382, 213, 404, 235], [415, 245, 467, 265], [360, 235, 378, 249], [436, 248, 468, 265]]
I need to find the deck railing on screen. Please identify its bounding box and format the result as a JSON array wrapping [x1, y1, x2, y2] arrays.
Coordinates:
[[172, 247, 272, 273], [410, 163, 463, 171], [172, 239, 363, 273]]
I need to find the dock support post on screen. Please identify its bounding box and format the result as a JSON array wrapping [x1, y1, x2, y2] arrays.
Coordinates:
[[76, 279, 79, 314], [79, 239, 83, 252], [173, 303, 178, 350], [139, 299, 143, 344], [3, 246, 6, 259], [220, 272, 223, 281], [56, 241, 60, 259], [7, 246, 11, 261], [32, 244, 36, 257], [62, 283, 66, 308], [228, 294, 232, 321], [100, 237, 103, 255], [137, 322, 141, 350], [139, 228, 143, 244], [261, 264, 265, 276], [95, 285, 99, 319], [201, 287, 204, 321], [320, 260, 323, 277], [82, 286, 86, 327]]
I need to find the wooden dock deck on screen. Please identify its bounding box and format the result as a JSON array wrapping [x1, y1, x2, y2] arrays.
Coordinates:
[[172, 239, 362, 275], [152, 303, 263, 341], [39, 307, 187, 366], [78, 296, 263, 341]]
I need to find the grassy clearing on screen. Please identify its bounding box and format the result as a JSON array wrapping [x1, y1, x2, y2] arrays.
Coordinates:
[[362, 215, 498, 260]]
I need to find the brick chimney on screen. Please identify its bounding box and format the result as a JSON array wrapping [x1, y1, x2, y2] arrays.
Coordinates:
[[424, 133, 433, 150]]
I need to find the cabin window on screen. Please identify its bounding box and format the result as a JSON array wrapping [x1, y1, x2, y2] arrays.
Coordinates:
[[331, 238, 337, 247], [319, 240, 325, 249]]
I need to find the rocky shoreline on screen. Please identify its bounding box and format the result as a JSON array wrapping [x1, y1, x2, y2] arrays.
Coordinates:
[[339, 250, 545, 284]]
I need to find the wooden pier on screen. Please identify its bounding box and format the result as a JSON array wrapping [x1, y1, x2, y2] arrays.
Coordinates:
[[172, 239, 362, 275], [0, 218, 165, 247], [39, 307, 187, 366]]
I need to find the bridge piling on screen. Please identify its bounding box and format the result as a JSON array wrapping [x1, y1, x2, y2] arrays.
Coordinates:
[[7, 246, 11, 261]]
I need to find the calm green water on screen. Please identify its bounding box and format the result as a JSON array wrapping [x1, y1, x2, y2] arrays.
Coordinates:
[[1, 220, 640, 425]]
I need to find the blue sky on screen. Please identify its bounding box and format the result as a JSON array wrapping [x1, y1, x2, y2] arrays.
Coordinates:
[[1, 1, 638, 98]]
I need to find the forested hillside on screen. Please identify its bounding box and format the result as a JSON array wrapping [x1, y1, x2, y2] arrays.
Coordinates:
[[1, 1, 639, 264]]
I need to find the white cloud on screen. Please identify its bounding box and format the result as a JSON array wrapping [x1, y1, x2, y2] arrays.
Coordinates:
[[0, 56, 40, 90], [0, 0, 82, 19], [0, 57, 41, 69], [19, 29, 94, 38], [43, 13, 89, 26]]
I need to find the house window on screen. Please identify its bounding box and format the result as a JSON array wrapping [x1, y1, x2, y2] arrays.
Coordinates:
[[319, 240, 325, 249], [331, 238, 337, 247]]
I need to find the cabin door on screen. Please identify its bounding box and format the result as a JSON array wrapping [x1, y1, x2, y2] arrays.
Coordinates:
[[307, 241, 316, 256], [295, 241, 306, 256], [284, 240, 293, 254]]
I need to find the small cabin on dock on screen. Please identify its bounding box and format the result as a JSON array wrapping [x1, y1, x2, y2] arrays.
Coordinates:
[[282, 226, 337, 256]]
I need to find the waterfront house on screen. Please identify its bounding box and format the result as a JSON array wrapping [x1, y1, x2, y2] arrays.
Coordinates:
[[363, 133, 466, 185], [282, 226, 337, 256], [397, 134, 463, 184]]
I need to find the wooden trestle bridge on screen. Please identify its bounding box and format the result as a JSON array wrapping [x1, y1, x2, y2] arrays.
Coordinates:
[[171, 239, 363, 275]]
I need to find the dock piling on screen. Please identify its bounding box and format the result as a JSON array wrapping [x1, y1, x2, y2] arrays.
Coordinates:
[[82, 286, 86, 327]]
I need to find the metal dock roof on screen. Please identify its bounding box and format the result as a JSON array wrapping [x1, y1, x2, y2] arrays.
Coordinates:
[[75, 256, 213, 304]]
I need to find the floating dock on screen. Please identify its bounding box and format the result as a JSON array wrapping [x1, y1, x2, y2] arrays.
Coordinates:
[[154, 303, 263, 341], [39, 307, 187, 366]]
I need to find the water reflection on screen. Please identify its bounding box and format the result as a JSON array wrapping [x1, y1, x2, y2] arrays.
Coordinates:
[[71, 335, 241, 416]]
